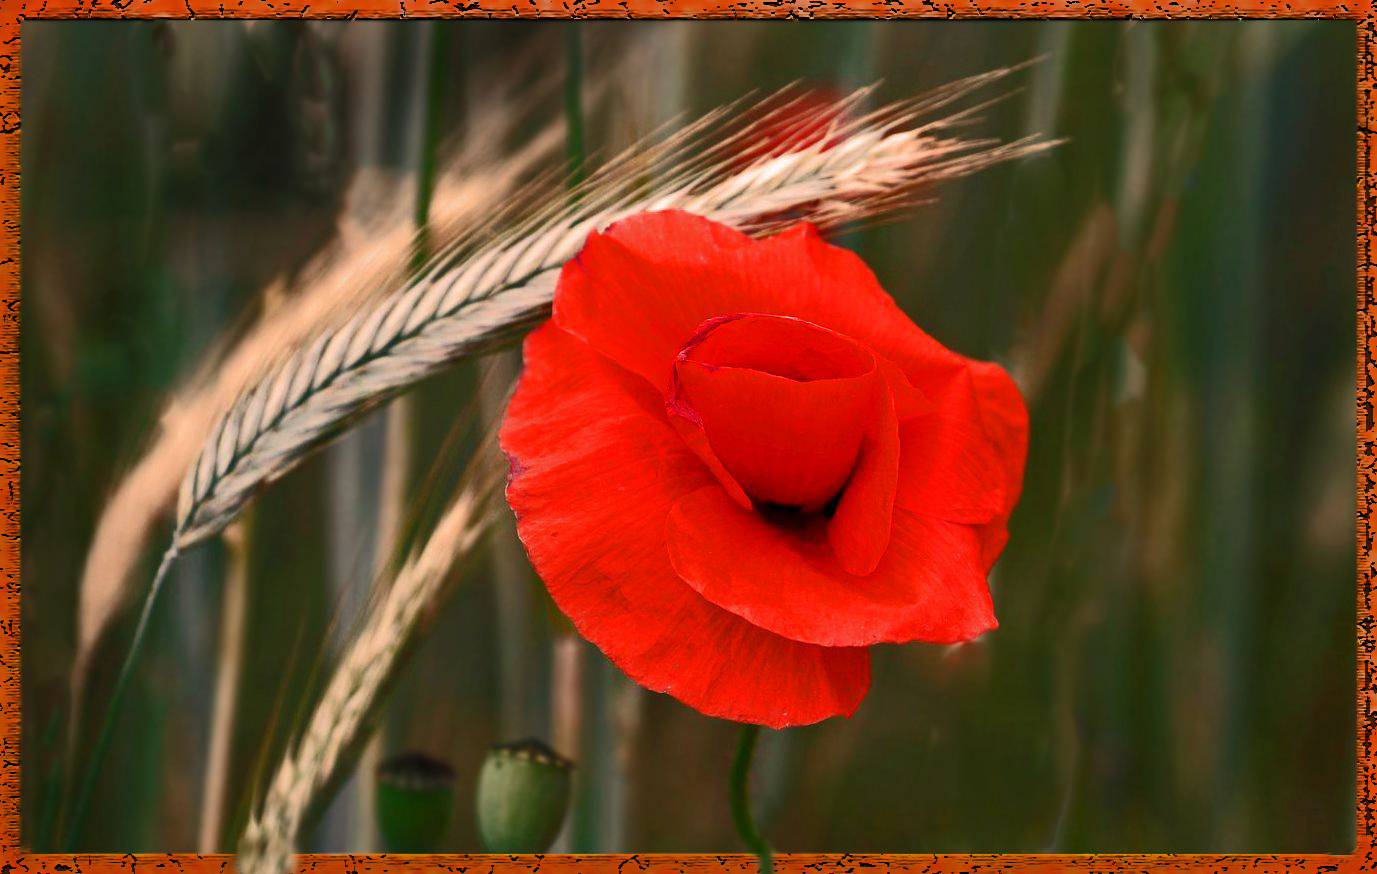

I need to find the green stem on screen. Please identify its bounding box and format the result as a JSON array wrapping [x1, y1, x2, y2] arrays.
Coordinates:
[[34, 706, 65, 850], [36, 755, 62, 850], [413, 22, 450, 268], [564, 21, 585, 191], [730, 724, 774, 874], [62, 543, 180, 849]]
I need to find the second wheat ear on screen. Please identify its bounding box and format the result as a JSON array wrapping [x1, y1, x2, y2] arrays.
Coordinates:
[[237, 474, 497, 874]]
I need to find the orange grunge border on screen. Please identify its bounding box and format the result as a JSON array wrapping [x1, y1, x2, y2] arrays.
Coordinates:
[[1, 3, 1370, 873]]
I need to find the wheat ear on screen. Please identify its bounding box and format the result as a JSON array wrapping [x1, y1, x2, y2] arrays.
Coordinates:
[[61, 112, 567, 854], [70, 88, 568, 714], [235, 472, 496, 874], [176, 70, 1056, 551]]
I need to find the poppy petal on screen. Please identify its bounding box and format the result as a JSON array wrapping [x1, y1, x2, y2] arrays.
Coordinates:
[[896, 366, 1009, 525], [552, 211, 971, 395], [967, 360, 1030, 569], [826, 378, 900, 576], [876, 356, 933, 421], [669, 314, 881, 512], [553, 213, 760, 391], [502, 322, 871, 727], [676, 312, 875, 382], [667, 415, 755, 511], [667, 487, 997, 647], [968, 359, 1030, 515]]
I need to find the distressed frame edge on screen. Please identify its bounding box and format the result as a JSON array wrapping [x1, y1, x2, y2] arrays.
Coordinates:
[[1, 2, 1371, 871]]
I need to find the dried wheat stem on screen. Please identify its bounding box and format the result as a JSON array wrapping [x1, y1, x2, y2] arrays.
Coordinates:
[[236, 480, 494, 874], [549, 633, 586, 852], [198, 518, 252, 852], [176, 75, 1057, 554]]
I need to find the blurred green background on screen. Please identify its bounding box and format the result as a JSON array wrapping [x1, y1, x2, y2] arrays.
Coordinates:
[[22, 19, 1356, 855]]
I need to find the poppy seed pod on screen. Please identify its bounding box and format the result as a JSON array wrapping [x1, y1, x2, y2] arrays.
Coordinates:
[[475, 739, 573, 853], [375, 751, 456, 853]]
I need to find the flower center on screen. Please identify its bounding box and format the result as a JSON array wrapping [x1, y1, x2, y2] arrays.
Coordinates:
[[667, 314, 880, 514]]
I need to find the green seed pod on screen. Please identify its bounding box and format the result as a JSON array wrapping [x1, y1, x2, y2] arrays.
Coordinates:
[[475, 739, 574, 853], [375, 751, 456, 853]]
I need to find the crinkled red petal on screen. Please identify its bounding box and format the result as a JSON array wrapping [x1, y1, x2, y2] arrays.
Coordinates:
[[501, 322, 871, 727], [666, 485, 997, 647], [669, 314, 880, 512], [897, 366, 1009, 524], [552, 211, 970, 396], [966, 359, 1030, 570], [825, 372, 901, 576]]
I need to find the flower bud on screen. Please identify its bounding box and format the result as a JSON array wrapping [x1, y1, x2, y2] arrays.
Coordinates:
[[475, 738, 573, 853], [375, 751, 456, 853]]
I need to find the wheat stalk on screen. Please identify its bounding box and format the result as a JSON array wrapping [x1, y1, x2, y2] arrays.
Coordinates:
[[196, 516, 252, 852], [175, 70, 1055, 552], [62, 99, 569, 853], [69, 85, 570, 714], [236, 473, 496, 874]]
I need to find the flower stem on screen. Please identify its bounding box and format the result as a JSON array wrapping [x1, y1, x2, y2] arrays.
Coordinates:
[[62, 542, 180, 849], [730, 724, 774, 874]]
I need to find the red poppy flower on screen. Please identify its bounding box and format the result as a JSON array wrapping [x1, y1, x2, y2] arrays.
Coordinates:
[[500, 210, 1027, 729]]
